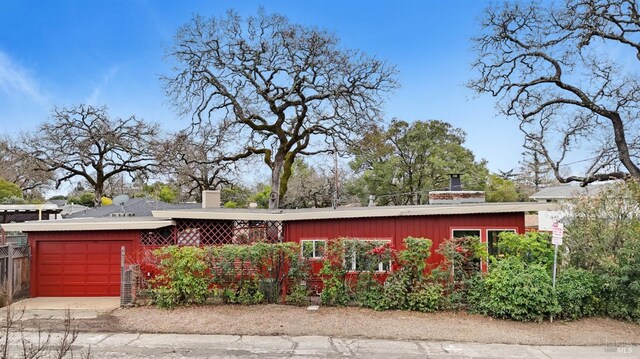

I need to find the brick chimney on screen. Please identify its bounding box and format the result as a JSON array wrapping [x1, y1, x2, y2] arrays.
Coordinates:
[[428, 174, 485, 204], [202, 190, 221, 208]]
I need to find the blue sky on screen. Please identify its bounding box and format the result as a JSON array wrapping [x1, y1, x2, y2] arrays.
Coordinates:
[[0, 0, 524, 174]]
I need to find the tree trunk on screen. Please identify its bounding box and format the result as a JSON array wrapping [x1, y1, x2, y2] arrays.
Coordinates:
[[94, 183, 104, 207], [269, 154, 284, 210]]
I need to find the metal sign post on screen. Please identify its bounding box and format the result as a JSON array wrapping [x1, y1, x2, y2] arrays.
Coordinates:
[[551, 222, 564, 288]]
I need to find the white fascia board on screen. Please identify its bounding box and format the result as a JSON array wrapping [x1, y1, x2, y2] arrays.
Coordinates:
[[153, 202, 559, 222], [1, 219, 175, 232]]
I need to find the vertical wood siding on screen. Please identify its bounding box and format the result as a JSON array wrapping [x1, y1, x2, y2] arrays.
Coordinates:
[[284, 213, 525, 267]]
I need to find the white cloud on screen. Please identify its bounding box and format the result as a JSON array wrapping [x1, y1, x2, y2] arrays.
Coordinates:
[[0, 51, 47, 104], [85, 65, 120, 105]]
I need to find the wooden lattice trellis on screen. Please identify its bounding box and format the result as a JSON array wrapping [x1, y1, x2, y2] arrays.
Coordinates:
[[139, 219, 284, 247]]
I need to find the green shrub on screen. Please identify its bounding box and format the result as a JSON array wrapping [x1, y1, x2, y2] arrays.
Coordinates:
[[469, 257, 559, 322], [286, 284, 310, 307], [319, 260, 350, 306], [407, 283, 443, 313], [223, 278, 265, 305], [209, 242, 300, 304], [376, 270, 410, 310], [556, 268, 602, 320], [496, 232, 554, 268], [150, 246, 210, 309], [435, 236, 486, 310], [354, 272, 384, 309], [398, 237, 432, 279], [602, 238, 640, 323]]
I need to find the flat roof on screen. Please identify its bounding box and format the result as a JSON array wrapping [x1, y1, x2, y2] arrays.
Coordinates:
[[1, 217, 175, 232], [153, 202, 558, 222], [0, 204, 61, 212]]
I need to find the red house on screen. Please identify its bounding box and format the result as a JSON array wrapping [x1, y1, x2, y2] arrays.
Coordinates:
[[2, 202, 554, 298]]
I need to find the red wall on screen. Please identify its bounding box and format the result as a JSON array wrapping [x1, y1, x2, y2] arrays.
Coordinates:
[[284, 213, 525, 267]]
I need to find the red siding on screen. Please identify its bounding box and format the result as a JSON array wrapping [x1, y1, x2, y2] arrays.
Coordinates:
[[29, 230, 140, 297], [284, 213, 525, 268]]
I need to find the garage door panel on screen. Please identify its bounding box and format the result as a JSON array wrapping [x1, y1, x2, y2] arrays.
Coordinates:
[[63, 243, 90, 252], [38, 243, 65, 253], [38, 264, 63, 274], [40, 253, 65, 261], [61, 264, 86, 273], [87, 264, 110, 273], [36, 240, 132, 297]]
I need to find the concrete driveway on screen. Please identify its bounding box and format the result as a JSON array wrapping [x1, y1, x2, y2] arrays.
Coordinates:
[[5, 297, 120, 319]]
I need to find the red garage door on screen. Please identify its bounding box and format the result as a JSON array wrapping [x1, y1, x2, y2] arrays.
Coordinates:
[[36, 241, 131, 296]]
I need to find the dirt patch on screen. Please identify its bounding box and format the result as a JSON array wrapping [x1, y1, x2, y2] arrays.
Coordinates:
[[29, 304, 639, 346]]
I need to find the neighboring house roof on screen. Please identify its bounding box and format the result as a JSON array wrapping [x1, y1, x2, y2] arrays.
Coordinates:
[[60, 203, 90, 217], [65, 198, 200, 218], [1, 216, 175, 232], [530, 181, 618, 201], [153, 202, 558, 222], [0, 204, 60, 211], [0, 204, 63, 224]]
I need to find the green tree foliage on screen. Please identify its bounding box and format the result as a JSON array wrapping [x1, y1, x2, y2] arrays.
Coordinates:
[[350, 120, 489, 205], [67, 192, 95, 207], [563, 181, 640, 271], [0, 179, 23, 202], [250, 185, 272, 209], [485, 174, 519, 202], [221, 185, 253, 208], [143, 183, 179, 203]]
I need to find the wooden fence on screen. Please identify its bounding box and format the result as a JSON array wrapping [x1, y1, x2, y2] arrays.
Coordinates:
[[0, 243, 30, 302]]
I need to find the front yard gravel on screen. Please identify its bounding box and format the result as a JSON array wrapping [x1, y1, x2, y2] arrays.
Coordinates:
[[97, 304, 640, 346]]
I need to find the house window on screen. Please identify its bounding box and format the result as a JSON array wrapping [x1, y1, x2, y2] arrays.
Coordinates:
[[452, 229, 481, 239], [343, 239, 391, 272], [487, 229, 516, 256], [301, 239, 326, 259]]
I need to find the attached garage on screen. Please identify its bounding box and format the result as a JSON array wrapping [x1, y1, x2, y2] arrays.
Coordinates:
[[2, 218, 174, 298], [36, 238, 132, 296]]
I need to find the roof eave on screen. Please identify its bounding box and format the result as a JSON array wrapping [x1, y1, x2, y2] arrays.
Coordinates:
[[1, 219, 176, 232]]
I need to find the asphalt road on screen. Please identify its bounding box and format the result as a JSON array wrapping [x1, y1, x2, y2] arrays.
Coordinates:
[[7, 332, 639, 358]]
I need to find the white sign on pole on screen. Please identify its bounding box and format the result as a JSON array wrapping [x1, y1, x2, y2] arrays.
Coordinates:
[[552, 222, 564, 245]]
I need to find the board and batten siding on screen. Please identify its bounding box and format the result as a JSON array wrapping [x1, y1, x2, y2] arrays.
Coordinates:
[[284, 212, 525, 267]]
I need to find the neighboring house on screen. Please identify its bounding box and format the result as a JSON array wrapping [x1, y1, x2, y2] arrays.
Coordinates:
[[530, 182, 617, 230], [0, 204, 62, 224], [65, 197, 200, 219], [0, 204, 63, 244], [529, 181, 616, 202], [2, 198, 554, 298]]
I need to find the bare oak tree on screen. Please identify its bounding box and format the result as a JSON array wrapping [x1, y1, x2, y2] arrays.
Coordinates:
[[164, 10, 397, 208], [469, 0, 640, 185], [0, 137, 52, 199], [23, 105, 159, 205], [157, 123, 235, 202]]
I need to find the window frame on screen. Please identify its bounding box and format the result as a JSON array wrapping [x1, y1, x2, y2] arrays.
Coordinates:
[[300, 239, 327, 259], [342, 238, 393, 273], [486, 229, 517, 257]]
